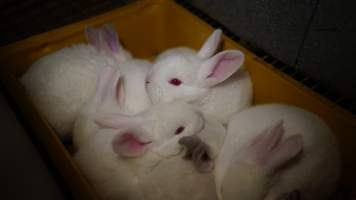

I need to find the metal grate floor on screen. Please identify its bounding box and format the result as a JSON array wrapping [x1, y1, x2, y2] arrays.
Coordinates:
[[175, 0, 355, 116]]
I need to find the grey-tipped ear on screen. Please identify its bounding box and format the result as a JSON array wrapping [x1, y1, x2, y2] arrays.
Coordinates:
[[85, 24, 126, 58], [85, 26, 100, 48], [101, 23, 121, 53], [197, 29, 222, 59]]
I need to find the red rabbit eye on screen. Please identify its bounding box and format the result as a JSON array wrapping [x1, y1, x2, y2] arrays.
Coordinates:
[[174, 126, 185, 135], [169, 78, 182, 86]]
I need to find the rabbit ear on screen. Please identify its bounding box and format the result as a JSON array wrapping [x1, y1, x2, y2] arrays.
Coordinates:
[[101, 23, 121, 53], [197, 29, 222, 59], [116, 78, 125, 108], [243, 120, 303, 174], [103, 66, 125, 107], [112, 128, 153, 158], [94, 109, 147, 129], [85, 24, 126, 59], [264, 134, 303, 173], [85, 26, 101, 49], [94, 112, 132, 129], [85, 26, 112, 53], [197, 50, 244, 87], [92, 67, 124, 109], [92, 67, 118, 106]]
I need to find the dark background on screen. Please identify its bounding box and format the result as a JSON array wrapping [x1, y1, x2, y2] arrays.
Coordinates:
[[189, 0, 356, 107], [1, 0, 355, 104], [0, 0, 355, 199], [1, 0, 356, 104]]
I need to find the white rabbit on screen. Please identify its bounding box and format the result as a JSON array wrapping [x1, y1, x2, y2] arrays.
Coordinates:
[[73, 66, 226, 200], [74, 99, 226, 200], [214, 104, 340, 200], [146, 29, 253, 124], [20, 24, 150, 138]]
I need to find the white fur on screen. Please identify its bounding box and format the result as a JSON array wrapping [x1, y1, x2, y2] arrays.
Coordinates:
[[117, 59, 152, 115], [21, 44, 122, 137], [74, 101, 226, 200], [147, 30, 252, 124], [72, 62, 152, 148], [215, 104, 340, 200], [20, 24, 151, 139]]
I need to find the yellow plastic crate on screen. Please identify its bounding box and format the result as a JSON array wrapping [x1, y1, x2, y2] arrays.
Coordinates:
[[0, 0, 355, 199]]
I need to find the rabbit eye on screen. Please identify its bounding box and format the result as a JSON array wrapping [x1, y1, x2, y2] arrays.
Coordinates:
[[174, 126, 185, 135], [169, 78, 182, 86]]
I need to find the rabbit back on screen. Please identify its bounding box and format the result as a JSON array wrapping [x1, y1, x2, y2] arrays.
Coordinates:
[[21, 44, 118, 137]]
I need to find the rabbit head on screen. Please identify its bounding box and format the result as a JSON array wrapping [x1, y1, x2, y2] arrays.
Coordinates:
[[94, 101, 206, 158], [146, 29, 245, 104]]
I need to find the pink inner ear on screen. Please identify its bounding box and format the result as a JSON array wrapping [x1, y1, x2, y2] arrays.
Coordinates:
[[207, 55, 241, 79], [113, 132, 152, 158], [243, 120, 303, 173], [102, 24, 119, 53], [265, 134, 303, 172], [199, 50, 244, 87]]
